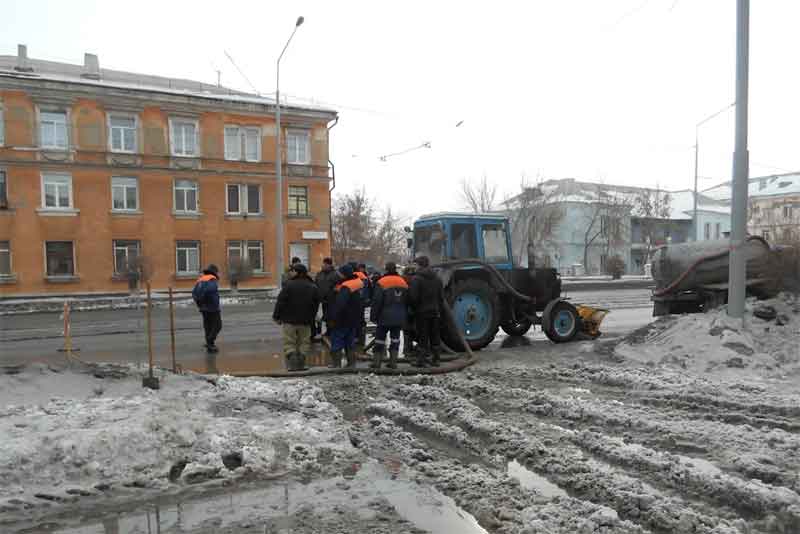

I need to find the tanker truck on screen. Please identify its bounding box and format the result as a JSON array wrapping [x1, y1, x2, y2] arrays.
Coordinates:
[[650, 236, 778, 316]]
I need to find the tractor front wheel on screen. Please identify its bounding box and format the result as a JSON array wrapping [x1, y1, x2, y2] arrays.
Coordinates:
[[542, 299, 580, 343], [500, 318, 532, 337], [442, 278, 500, 352]]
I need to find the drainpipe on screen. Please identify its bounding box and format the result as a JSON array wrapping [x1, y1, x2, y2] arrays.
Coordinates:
[[327, 116, 339, 258]]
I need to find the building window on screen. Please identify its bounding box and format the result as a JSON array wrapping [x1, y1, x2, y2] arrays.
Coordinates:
[[42, 173, 73, 209], [286, 130, 310, 164], [288, 185, 309, 216], [226, 183, 260, 215], [0, 170, 7, 208], [45, 241, 75, 277], [111, 176, 138, 211], [0, 104, 4, 146], [109, 114, 137, 153], [40, 111, 68, 150], [762, 230, 770, 241], [783, 205, 793, 219], [704, 222, 711, 240], [715, 223, 721, 239], [224, 126, 261, 162], [113, 240, 140, 274], [176, 240, 200, 275], [0, 241, 11, 276], [174, 179, 198, 213], [169, 118, 198, 156], [228, 240, 264, 272]]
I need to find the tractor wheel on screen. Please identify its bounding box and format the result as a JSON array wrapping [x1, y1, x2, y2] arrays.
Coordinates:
[[500, 318, 532, 337], [442, 278, 500, 352], [542, 299, 580, 343]]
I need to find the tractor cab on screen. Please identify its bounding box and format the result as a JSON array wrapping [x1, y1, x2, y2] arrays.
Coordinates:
[[412, 213, 514, 269]]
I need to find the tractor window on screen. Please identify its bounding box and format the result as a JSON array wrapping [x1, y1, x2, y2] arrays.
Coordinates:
[[414, 223, 444, 262], [482, 224, 510, 264], [451, 223, 477, 259]]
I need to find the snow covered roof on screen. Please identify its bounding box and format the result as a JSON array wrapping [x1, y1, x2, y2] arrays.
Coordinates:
[[0, 49, 336, 115], [509, 179, 729, 221], [702, 173, 800, 201]]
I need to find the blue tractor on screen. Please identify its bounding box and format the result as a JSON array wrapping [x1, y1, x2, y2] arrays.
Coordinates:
[[409, 212, 606, 351]]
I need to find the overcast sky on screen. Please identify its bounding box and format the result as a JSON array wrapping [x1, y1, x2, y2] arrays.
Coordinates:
[[3, 0, 799, 222]]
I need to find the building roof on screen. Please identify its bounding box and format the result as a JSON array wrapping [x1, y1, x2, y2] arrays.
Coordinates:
[[0, 45, 336, 116], [416, 212, 510, 223], [509, 179, 729, 221], [702, 172, 800, 201]]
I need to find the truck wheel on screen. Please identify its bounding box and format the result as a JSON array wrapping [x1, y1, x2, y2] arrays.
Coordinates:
[[443, 278, 500, 351], [542, 299, 579, 343], [500, 318, 532, 337]]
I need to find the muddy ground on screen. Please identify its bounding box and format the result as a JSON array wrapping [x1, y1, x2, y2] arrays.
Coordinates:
[[3, 331, 800, 534]]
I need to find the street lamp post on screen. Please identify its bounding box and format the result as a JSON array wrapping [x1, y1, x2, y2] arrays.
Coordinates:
[[728, 0, 750, 319], [693, 103, 734, 241], [275, 16, 305, 289]]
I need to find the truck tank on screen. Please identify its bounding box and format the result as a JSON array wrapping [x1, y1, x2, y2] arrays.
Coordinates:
[[651, 236, 772, 295]]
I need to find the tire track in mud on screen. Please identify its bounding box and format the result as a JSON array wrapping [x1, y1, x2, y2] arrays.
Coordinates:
[[446, 370, 800, 491]]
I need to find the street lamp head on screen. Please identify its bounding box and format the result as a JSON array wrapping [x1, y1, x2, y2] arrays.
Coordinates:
[[296, 16, 305, 27]]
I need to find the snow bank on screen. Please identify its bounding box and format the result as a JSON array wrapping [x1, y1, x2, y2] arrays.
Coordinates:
[[0, 364, 352, 512], [615, 294, 800, 378]]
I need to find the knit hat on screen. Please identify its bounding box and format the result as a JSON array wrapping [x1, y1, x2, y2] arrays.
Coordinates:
[[292, 263, 308, 275], [339, 264, 354, 277]]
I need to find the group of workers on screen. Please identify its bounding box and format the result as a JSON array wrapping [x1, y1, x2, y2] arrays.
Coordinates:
[[272, 255, 444, 371]]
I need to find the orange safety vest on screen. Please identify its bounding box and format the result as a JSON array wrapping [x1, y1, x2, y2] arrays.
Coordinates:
[[335, 277, 364, 293], [377, 274, 408, 289], [196, 274, 217, 283]]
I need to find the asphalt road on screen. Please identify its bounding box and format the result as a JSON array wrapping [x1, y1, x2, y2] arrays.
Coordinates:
[[0, 287, 654, 371]]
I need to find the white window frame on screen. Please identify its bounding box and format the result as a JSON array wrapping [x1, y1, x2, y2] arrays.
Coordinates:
[[714, 223, 721, 239], [173, 179, 199, 213], [111, 176, 139, 212], [0, 240, 11, 276], [41, 172, 73, 209], [39, 109, 69, 150], [112, 239, 141, 275], [704, 222, 711, 240], [288, 185, 309, 216], [176, 240, 201, 275], [243, 127, 261, 162], [0, 169, 7, 208], [169, 118, 200, 157], [44, 240, 76, 278], [225, 183, 261, 215], [224, 125, 242, 160], [107, 113, 138, 154], [286, 130, 310, 164], [783, 205, 793, 219], [228, 240, 264, 272]]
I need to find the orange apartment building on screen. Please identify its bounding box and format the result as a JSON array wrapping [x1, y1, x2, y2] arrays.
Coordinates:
[[0, 46, 338, 297]]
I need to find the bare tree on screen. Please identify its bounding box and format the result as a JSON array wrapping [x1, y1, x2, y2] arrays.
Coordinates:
[[371, 207, 408, 266], [227, 256, 254, 293], [504, 176, 565, 267], [582, 187, 633, 274], [633, 186, 672, 260], [461, 175, 498, 213], [332, 188, 376, 265]]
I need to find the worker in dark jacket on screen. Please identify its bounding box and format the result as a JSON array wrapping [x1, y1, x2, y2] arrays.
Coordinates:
[[328, 264, 364, 368], [408, 256, 443, 367], [401, 264, 418, 358], [353, 263, 371, 350], [314, 257, 338, 336], [273, 263, 319, 371], [370, 262, 409, 369], [192, 264, 222, 353]]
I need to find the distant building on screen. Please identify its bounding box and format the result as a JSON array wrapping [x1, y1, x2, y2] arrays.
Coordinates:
[[505, 178, 730, 276], [0, 45, 337, 297], [703, 172, 800, 243]]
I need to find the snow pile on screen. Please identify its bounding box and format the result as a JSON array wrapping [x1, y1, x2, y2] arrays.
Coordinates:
[[615, 294, 800, 377], [0, 365, 352, 511]]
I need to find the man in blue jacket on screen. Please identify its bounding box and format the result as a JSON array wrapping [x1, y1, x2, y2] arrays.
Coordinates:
[[328, 264, 364, 368], [370, 262, 409, 369], [192, 264, 221, 353]]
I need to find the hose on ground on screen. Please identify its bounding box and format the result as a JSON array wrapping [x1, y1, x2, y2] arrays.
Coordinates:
[[432, 259, 535, 304]]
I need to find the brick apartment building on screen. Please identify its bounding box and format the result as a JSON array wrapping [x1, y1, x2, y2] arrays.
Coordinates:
[[0, 45, 337, 297]]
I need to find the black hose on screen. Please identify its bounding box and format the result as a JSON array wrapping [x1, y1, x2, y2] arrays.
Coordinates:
[[432, 258, 534, 303]]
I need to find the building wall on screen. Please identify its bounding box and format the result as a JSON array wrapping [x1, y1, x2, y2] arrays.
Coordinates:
[[692, 211, 731, 242], [749, 195, 800, 242], [0, 85, 335, 296]]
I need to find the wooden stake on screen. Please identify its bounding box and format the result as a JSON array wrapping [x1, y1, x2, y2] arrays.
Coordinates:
[[63, 300, 72, 356], [169, 286, 177, 373]]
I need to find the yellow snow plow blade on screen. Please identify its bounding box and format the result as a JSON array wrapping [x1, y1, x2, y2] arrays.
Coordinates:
[[577, 305, 609, 339]]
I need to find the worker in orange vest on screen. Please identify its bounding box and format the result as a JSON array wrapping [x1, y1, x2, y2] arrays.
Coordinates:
[[328, 264, 364, 368], [370, 262, 409, 369]]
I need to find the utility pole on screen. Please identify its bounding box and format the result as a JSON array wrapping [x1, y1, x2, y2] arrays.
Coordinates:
[[275, 16, 305, 290], [727, 0, 750, 319], [693, 103, 734, 241]]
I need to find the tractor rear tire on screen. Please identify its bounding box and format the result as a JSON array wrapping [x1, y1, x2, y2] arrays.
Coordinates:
[[442, 278, 500, 352], [500, 318, 533, 337], [542, 299, 580, 343]]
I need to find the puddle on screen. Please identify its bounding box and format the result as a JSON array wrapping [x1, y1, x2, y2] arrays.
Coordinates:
[[15, 460, 488, 534], [507, 460, 568, 498]]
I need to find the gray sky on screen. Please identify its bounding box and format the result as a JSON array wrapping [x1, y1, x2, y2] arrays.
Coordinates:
[[3, 0, 799, 221]]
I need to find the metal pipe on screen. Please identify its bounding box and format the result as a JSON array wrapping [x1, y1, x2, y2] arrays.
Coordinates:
[[327, 116, 339, 257], [728, 0, 750, 319], [169, 286, 176, 373]]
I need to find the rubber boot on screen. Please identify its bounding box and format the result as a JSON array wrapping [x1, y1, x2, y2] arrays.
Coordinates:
[[328, 349, 342, 369], [369, 345, 384, 369], [387, 349, 398, 370], [431, 347, 440, 367], [286, 352, 298, 372], [413, 349, 428, 368], [345, 347, 356, 368], [402, 332, 414, 357]]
